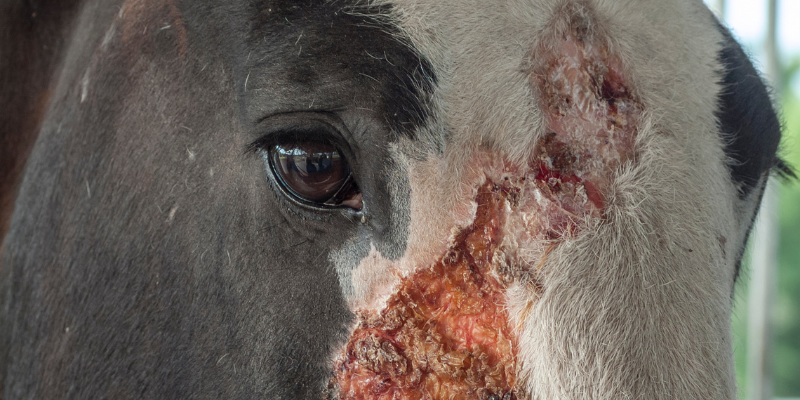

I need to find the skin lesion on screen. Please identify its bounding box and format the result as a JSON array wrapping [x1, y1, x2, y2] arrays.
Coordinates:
[[329, 14, 643, 400], [329, 181, 519, 400], [530, 23, 641, 225]]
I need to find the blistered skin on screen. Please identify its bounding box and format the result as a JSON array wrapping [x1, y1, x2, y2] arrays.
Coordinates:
[[330, 26, 639, 400]]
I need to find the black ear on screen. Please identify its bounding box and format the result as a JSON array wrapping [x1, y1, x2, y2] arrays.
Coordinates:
[[714, 19, 793, 199]]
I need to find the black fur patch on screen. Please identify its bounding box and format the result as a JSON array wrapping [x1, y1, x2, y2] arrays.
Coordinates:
[[714, 18, 796, 285], [714, 20, 787, 198], [246, 1, 436, 139]]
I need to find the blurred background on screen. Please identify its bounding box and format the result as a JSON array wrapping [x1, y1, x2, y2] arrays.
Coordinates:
[[704, 0, 800, 399]]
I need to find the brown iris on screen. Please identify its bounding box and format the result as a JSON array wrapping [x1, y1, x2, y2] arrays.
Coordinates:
[[269, 141, 358, 206]]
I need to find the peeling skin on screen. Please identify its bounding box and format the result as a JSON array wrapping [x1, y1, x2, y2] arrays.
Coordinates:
[[330, 25, 639, 400]]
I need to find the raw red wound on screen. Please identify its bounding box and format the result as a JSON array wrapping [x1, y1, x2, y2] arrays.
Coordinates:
[[332, 182, 518, 400], [329, 27, 639, 400]]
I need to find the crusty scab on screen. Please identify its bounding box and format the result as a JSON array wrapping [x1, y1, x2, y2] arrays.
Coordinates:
[[532, 21, 641, 222], [330, 8, 641, 399], [330, 181, 518, 400]]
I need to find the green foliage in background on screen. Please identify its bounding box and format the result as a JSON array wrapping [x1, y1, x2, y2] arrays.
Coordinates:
[[774, 73, 800, 397], [733, 55, 800, 398]]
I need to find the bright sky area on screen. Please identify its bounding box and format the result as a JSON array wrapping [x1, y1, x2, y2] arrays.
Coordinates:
[[706, 0, 800, 92]]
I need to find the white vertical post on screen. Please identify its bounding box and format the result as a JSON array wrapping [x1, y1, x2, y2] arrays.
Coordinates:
[[747, 1, 781, 399], [748, 184, 777, 400], [711, 0, 727, 19]]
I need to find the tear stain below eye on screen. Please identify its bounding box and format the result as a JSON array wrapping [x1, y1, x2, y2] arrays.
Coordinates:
[[330, 181, 518, 400]]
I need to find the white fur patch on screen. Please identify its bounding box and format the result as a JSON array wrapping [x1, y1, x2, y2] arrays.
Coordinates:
[[333, 0, 743, 398]]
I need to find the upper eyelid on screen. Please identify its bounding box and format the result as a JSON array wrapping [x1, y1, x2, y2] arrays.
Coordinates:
[[252, 108, 348, 126], [247, 124, 358, 170], [251, 111, 349, 139], [247, 112, 355, 153], [247, 128, 331, 153]]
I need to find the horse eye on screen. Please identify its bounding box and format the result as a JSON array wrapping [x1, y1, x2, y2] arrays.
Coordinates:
[[268, 141, 361, 208]]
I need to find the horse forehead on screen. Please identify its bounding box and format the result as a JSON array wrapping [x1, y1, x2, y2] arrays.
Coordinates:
[[118, 0, 187, 52]]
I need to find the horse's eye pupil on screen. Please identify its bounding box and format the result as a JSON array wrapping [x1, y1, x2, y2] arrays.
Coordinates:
[[269, 141, 354, 204]]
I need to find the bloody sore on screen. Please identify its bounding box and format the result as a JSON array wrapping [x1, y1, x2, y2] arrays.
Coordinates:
[[331, 181, 518, 400]]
